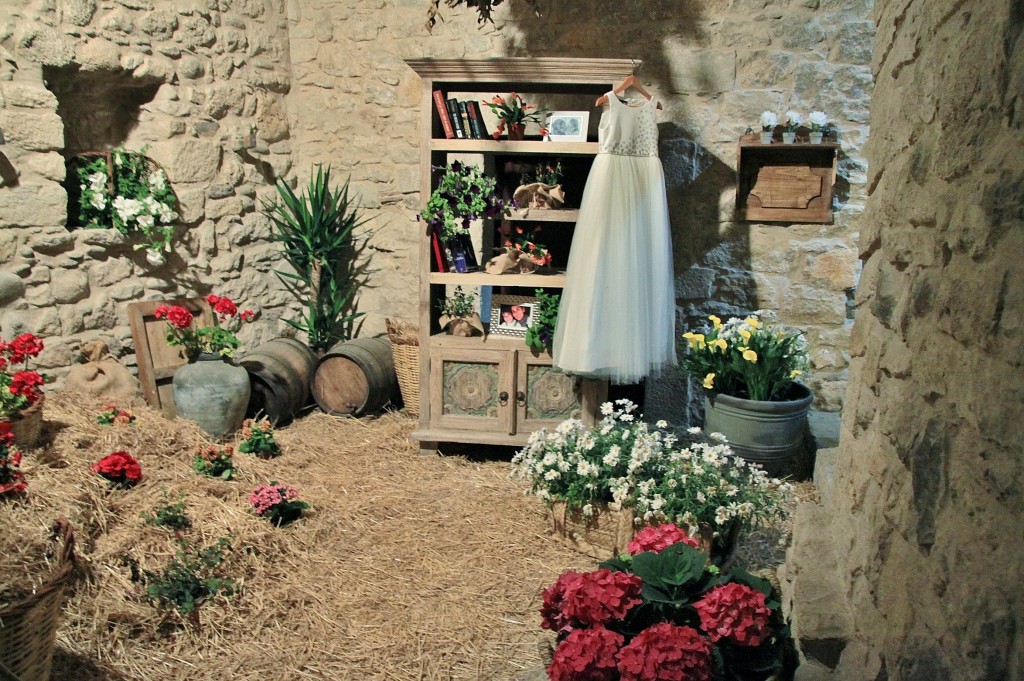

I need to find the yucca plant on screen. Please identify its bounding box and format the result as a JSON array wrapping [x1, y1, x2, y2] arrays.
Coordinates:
[[262, 165, 371, 351]]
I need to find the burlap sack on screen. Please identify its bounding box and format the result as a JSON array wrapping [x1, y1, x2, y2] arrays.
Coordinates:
[[439, 313, 484, 337], [64, 341, 140, 400]]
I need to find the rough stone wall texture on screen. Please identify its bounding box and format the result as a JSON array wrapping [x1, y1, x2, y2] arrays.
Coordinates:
[[0, 0, 870, 420], [785, 0, 1024, 678], [0, 0, 295, 382]]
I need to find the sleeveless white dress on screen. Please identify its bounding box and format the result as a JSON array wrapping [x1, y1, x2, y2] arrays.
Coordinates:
[[551, 92, 676, 384]]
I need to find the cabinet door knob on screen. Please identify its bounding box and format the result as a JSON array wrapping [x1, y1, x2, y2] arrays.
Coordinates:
[[516, 391, 526, 406], [499, 391, 509, 405]]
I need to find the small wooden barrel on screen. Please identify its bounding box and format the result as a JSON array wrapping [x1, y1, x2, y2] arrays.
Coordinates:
[[239, 338, 316, 426], [311, 337, 398, 416]]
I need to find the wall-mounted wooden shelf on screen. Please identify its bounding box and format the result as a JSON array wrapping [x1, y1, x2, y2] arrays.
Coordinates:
[[735, 135, 839, 224]]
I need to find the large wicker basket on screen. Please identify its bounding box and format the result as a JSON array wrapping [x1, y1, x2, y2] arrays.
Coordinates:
[[385, 319, 420, 417], [0, 519, 76, 681]]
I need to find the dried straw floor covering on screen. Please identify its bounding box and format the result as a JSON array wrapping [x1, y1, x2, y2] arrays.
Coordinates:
[[2, 392, 799, 681]]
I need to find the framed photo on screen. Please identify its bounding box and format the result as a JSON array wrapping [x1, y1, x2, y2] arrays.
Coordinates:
[[490, 294, 537, 337], [545, 111, 590, 142]]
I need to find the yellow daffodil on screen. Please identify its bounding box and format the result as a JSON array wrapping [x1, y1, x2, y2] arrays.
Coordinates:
[[745, 317, 760, 328], [739, 328, 751, 342], [712, 338, 727, 351], [708, 315, 722, 329], [702, 372, 715, 389], [790, 369, 803, 378], [742, 349, 758, 362]]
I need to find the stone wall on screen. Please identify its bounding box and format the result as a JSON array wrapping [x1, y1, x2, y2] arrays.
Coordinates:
[[1, 0, 871, 421], [0, 0, 295, 382], [783, 0, 1024, 678]]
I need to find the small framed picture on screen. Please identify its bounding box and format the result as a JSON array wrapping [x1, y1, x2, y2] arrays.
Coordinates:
[[545, 111, 590, 142], [490, 294, 537, 337]]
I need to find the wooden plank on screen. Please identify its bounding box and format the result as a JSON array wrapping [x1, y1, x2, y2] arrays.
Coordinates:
[[507, 208, 580, 223], [411, 427, 532, 447], [127, 298, 213, 418], [406, 57, 639, 86], [431, 139, 598, 155], [429, 270, 566, 287]]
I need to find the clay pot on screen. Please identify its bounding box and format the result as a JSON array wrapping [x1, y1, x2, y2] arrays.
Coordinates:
[[172, 353, 251, 438]]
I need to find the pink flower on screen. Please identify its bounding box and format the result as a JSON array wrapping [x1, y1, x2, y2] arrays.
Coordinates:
[[693, 582, 772, 646], [627, 523, 700, 555], [542, 568, 643, 629], [616, 623, 713, 681], [547, 626, 623, 681]]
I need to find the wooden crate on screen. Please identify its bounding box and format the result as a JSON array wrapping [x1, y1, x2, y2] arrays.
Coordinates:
[[735, 134, 840, 224]]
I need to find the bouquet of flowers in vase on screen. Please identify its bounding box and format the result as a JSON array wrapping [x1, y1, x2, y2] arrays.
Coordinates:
[[154, 294, 256, 361], [482, 92, 547, 139], [541, 523, 787, 681], [680, 311, 809, 402]]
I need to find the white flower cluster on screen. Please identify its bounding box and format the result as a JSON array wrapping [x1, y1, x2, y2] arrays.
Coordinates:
[[111, 171, 177, 231], [511, 400, 792, 530], [85, 172, 108, 210], [760, 110, 829, 132]]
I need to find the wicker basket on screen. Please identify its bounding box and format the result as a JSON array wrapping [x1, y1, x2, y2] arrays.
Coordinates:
[[0, 395, 45, 450], [550, 502, 637, 560], [0, 519, 75, 681], [385, 319, 420, 417]]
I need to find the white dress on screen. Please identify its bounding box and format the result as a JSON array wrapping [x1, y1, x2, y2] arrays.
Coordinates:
[[551, 91, 676, 384]]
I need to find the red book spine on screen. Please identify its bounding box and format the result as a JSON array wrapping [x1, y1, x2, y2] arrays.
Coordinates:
[[431, 230, 451, 272], [432, 90, 455, 139]]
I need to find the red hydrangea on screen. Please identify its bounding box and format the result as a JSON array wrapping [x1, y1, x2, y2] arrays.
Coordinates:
[[541, 570, 582, 634], [559, 568, 644, 627], [616, 623, 713, 681], [627, 523, 700, 555], [92, 450, 142, 487], [154, 304, 194, 329], [693, 582, 772, 646], [547, 626, 624, 681]]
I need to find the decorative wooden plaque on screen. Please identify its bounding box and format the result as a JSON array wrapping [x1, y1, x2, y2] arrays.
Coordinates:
[[736, 135, 839, 224]]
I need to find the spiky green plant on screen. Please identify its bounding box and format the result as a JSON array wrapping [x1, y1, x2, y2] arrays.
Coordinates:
[[262, 165, 371, 351]]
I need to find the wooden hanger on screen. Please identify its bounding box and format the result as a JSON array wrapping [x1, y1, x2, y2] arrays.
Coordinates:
[[595, 74, 663, 110]]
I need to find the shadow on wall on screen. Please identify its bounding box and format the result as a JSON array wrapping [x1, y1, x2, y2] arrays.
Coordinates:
[[504, 0, 758, 423]]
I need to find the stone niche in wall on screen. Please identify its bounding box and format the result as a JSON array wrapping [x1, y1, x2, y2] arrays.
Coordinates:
[[43, 65, 162, 155]]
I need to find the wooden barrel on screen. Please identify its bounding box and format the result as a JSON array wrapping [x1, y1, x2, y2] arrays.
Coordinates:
[[311, 337, 398, 416], [239, 338, 316, 426]]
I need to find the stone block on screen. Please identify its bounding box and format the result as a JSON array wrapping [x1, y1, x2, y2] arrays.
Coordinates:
[[179, 16, 216, 49], [18, 152, 66, 182], [31, 231, 75, 255], [805, 247, 858, 290], [0, 184, 67, 228], [50, 268, 89, 304], [792, 62, 873, 125], [0, 82, 58, 109], [794, 660, 834, 681], [63, 0, 97, 25], [0, 272, 25, 305], [15, 27, 74, 66], [737, 50, 798, 89], [832, 20, 874, 66], [0, 110, 64, 152], [675, 266, 716, 300], [664, 46, 736, 95], [89, 257, 134, 287], [714, 90, 787, 141], [150, 140, 221, 184]]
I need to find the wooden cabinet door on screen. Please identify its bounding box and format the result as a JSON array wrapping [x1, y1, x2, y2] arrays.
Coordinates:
[[429, 347, 515, 434], [515, 352, 583, 433]]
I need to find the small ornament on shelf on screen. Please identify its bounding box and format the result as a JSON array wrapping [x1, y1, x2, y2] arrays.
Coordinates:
[[482, 93, 547, 140], [758, 111, 777, 144], [438, 286, 484, 337], [808, 110, 828, 143], [782, 110, 802, 144], [486, 225, 553, 275]]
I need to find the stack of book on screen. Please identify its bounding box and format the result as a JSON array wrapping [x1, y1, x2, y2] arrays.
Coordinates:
[[433, 90, 491, 140]]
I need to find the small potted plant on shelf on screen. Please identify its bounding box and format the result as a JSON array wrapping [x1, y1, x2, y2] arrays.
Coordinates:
[[438, 286, 484, 337], [486, 225, 553, 275], [759, 111, 778, 144], [679, 311, 812, 476], [782, 110, 802, 143], [513, 160, 566, 210], [808, 110, 828, 143], [420, 162, 510, 273], [482, 92, 547, 140]]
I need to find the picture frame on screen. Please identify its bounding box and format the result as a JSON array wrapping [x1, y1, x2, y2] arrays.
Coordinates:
[[489, 294, 537, 338], [545, 111, 590, 142]]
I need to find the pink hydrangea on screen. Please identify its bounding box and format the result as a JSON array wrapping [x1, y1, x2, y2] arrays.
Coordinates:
[[249, 483, 299, 516], [693, 582, 772, 646], [616, 623, 713, 681], [627, 523, 700, 555]]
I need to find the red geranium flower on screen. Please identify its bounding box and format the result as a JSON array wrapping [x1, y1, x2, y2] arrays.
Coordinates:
[[548, 626, 624, 681], [7, 333, 44, 364], [627, 523, 700, 555], [9, 370, 44, 404], [616, 623, 713, 681], [693, 582, 772, 647], [239, 309, 256, 322], [0, 421, 14, 446], [92, 450, 142, 487]]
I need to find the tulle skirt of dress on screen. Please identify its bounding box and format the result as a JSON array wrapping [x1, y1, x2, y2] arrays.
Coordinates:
[[551, 153, 677, 384]]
